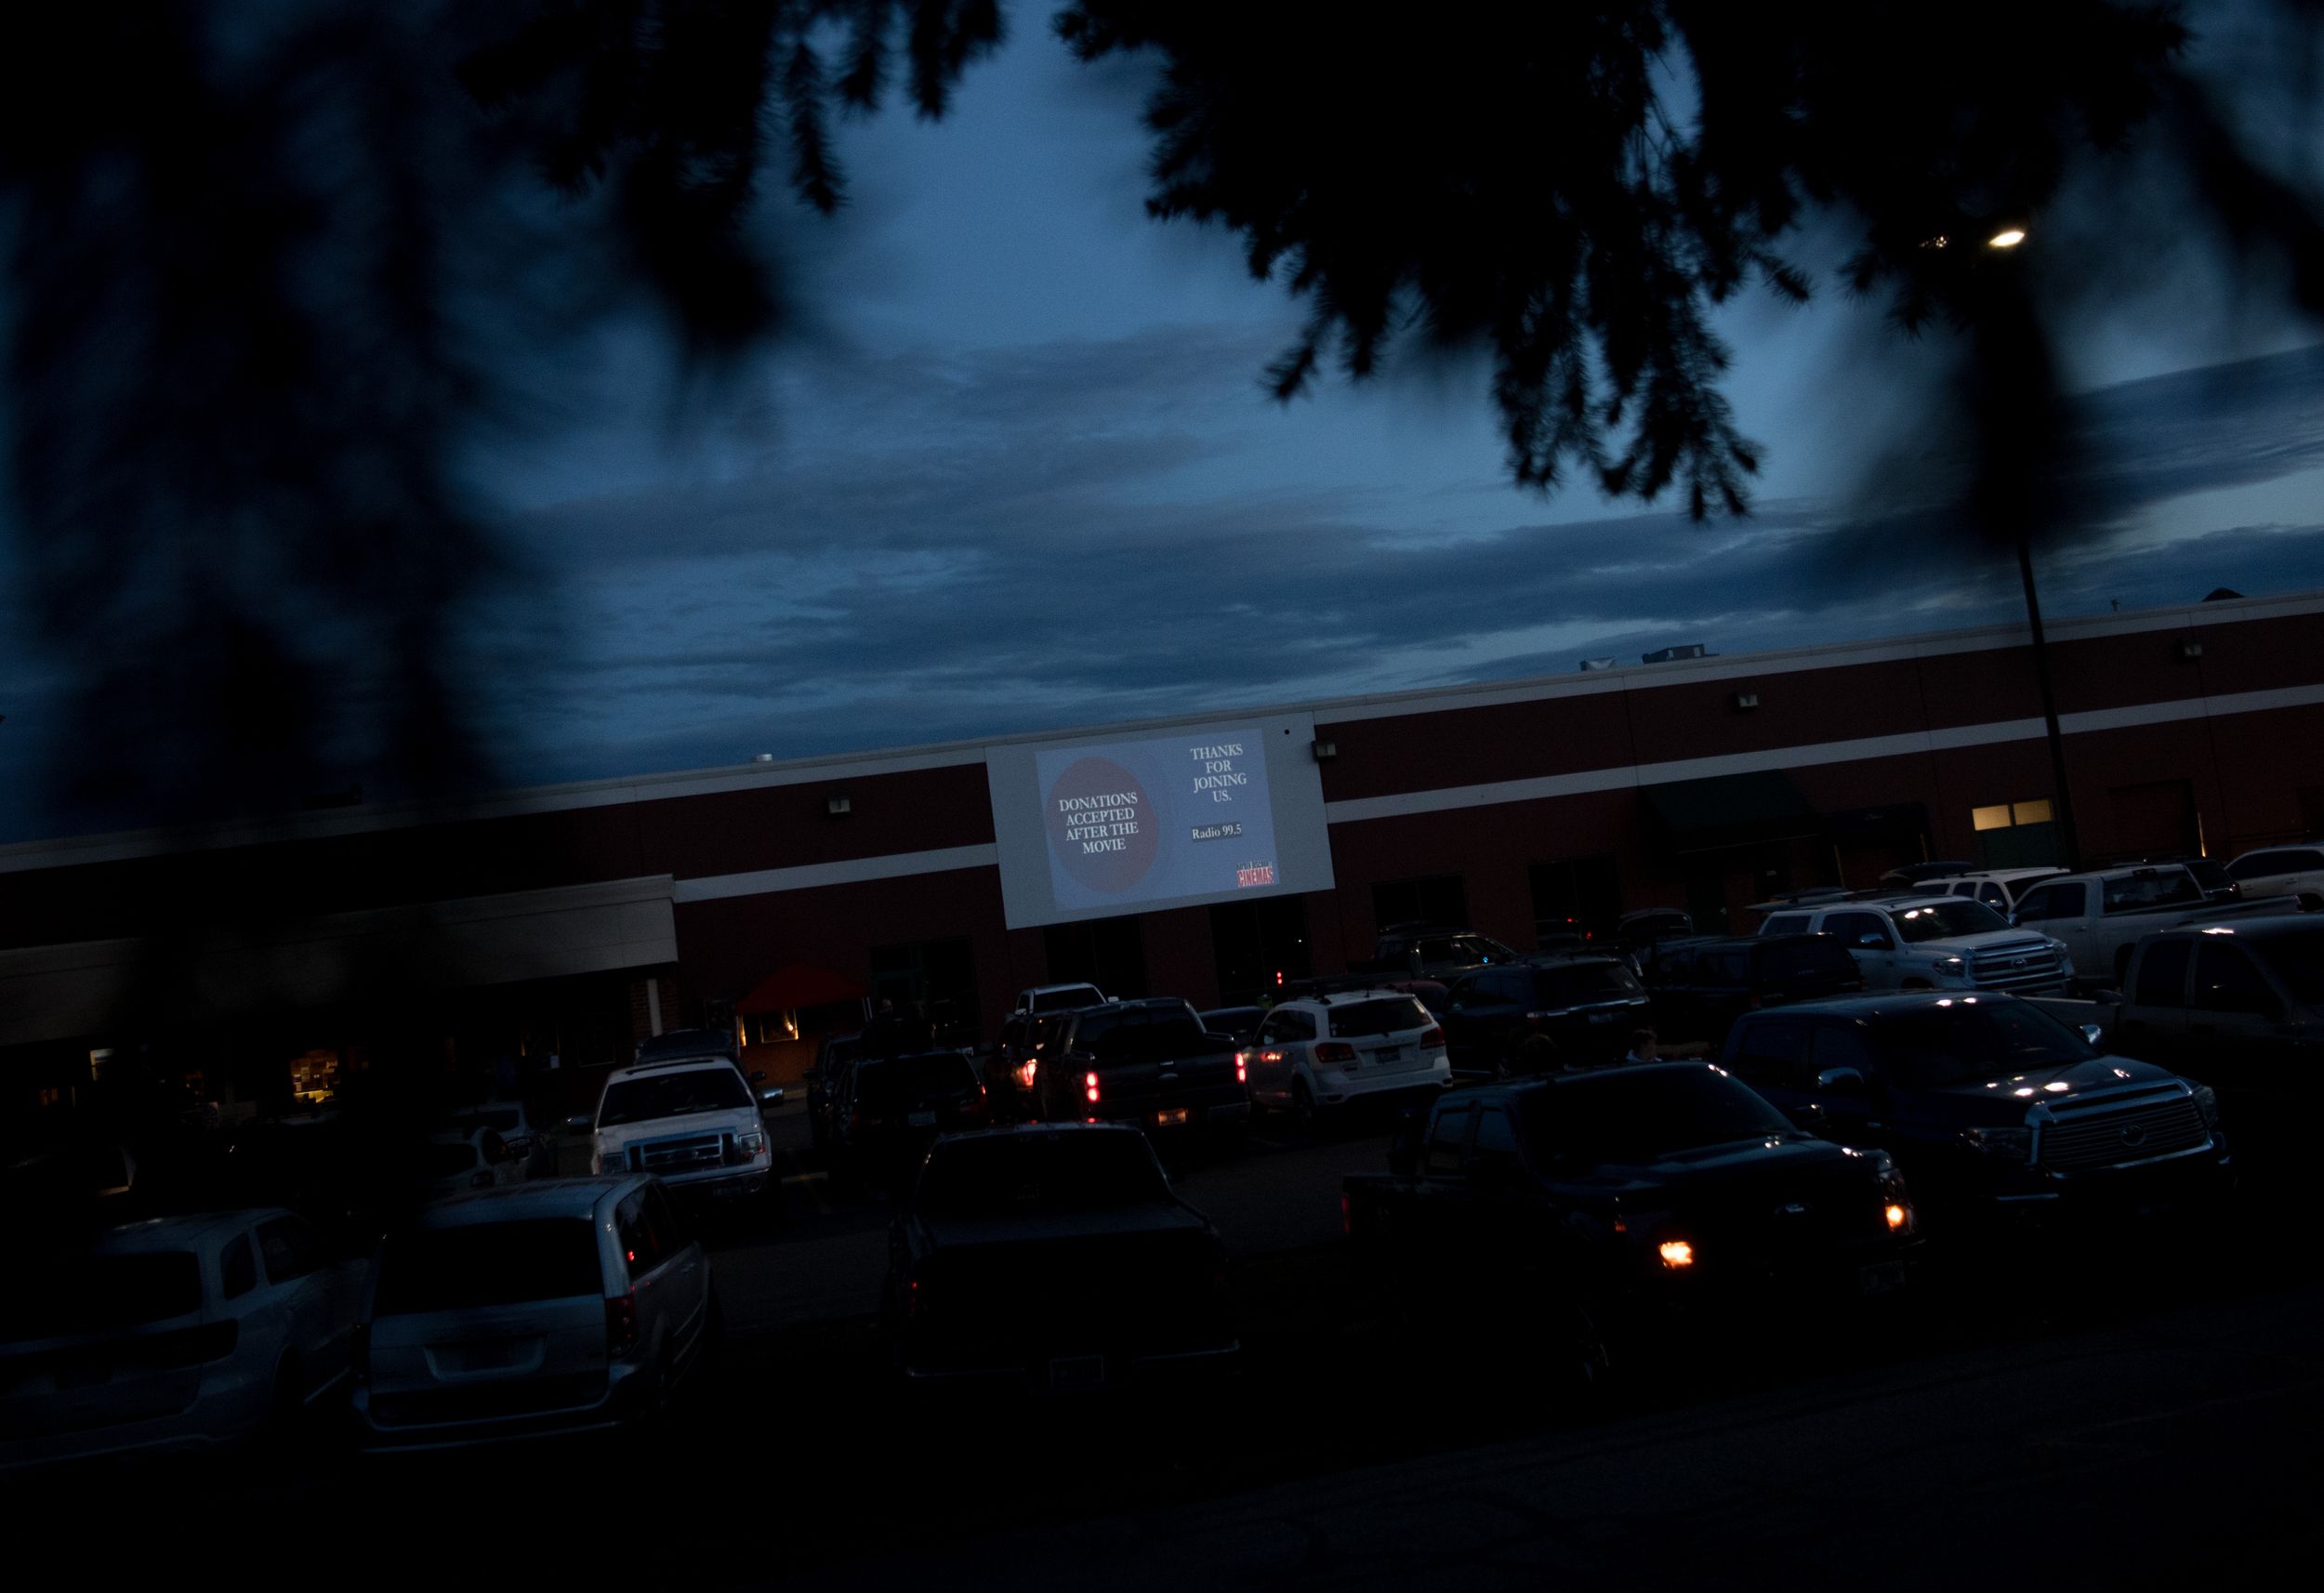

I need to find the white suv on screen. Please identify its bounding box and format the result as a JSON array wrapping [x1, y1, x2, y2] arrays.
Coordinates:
[[1914, 867, 2069, 914], [1244, 990, 1450, 1126], [574, 1058, 781, 1219], [2224, 845, 2324, 904]]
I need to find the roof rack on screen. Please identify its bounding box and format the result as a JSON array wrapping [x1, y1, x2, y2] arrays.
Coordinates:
[[1280, 973, 1432, 1002]]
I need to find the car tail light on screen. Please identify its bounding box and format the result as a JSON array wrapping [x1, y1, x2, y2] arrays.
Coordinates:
[[605, 1293, 640, 1358], [1235, 1051, 1248, 1085], [906, 1278, 923, 1320], [1419, 1027, 1444, 1048], [1314, 1042, 1357, 1066], [1084, 1071, 1102, 1105]]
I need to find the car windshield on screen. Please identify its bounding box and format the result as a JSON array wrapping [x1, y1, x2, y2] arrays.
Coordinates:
[[597, 1066, 751, 1127], [916, 1132, 1169, 1216], [1077, 1008, 1219, 1065], [454, 1108, 521, 1134], [1530, 963, 1642, 1006], [426, 1142, 480, 1177], [1889, 900, 2008, 941], [1521, 1067, 1795, 1164], [1756, 938, 1855, 980], [2, 1251, 204, 1341], [2251, 931, 2324, 1005], [374, 1219, 603, 1316], [1327, 996, 1432, 1037], [1032, 987, 1101, 1013], [1864, 1000, 2096, 1087], [854, 1053, 979, 1112]]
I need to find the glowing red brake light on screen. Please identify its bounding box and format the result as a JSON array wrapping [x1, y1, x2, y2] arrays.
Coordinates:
[[1419, 1027, 1444, 1048], [1314, 1042, 1357, 1066], [1235, 1050, 1248, 1085], [1084, 1071, 1101, 1105]]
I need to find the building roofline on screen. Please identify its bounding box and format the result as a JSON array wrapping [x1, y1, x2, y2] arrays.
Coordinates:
[[4, 586, 2319, 876]]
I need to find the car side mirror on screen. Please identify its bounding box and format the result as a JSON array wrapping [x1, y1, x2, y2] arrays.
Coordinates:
[[1786, 1101, 1828, 1128], [1816, 1067, 1867, 1094], [759, 1087, 785, 1108], [565, 1113, 592, 1133], [1855, 934, 1886, 950], [2080, 1024, 2105, 1049], [749, 1070, 768, 1083]]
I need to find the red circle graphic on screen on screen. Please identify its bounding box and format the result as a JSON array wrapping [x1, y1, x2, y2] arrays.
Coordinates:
[[1044, 757, 1158, 895]]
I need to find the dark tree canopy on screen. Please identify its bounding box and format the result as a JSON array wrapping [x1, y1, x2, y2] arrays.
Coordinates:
[[1058, 1, 2324, 520]]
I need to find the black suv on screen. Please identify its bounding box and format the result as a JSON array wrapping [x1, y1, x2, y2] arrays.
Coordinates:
[[1644, 934, 1865, 1048], [1437, 956, 1652, 1075], [1719, 993, 2229, 1223]]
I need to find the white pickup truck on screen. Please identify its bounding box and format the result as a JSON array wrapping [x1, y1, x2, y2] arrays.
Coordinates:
[[1756, 894, 2074, 994], [2008, 863, 2296, 986]]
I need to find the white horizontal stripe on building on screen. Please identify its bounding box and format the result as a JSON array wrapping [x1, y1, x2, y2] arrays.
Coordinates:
[[1321, 681, 2324, 826], [672, 843, 1000, 903]]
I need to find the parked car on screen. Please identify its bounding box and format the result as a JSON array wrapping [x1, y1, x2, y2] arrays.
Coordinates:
[[351, 1176, 715, 1448], [805, 1032, 864, 1154], [2009, 864, 2291, 985], [1360, 924, 1523, 981], [1911, 867, 2070, 914], [1011, 983, 1111, 1017], [3, 1209, 365, 1471], [1197, 1007, 1268, 1047], [830, 1050, 992, 1184], [1719, 992, 2230, 1223], [2037, 916, 2323, 1169], [422, 1128, 526, 1201], [1031, 999, 1250, 1141], [1242, 990, 1449, 1127], [1756, 895, 2074, 995], [446, 1100, 558, 1180], [1611, 908, 1696, 972], [986, 1012, 1077, 1120], [635, 1027, 740, 1065], [1342, 1065, 1918, 1357], [2223, 844, 2324, 905], [1644, 933, 1866, 1048], [1437, 956, 1653, 1076], [882, 1124, 1236, 1389], [2122, 854, 2240, 903], [1876, 860, 1976, 888], [571, 1055, 783, 1223]]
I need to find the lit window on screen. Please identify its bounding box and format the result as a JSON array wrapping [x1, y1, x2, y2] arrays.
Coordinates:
[[1974, 799, 2053, 831]]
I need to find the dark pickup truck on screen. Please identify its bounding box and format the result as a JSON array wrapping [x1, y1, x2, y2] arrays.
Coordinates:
[[1030, 999, 1251, 1139], [1436, 955, 1653, 1074], [1358, 924, 1524, 982], [1342, 1064, 1918, 1354], [883, 1124, 1236, 1389], [1720, 992, 2230, 1222]]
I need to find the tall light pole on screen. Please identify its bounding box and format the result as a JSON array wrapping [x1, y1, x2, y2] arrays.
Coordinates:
[[1968, 220, 2081, 871]]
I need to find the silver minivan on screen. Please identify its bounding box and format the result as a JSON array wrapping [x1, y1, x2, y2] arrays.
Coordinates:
[[351, 1176, 715, 1448]]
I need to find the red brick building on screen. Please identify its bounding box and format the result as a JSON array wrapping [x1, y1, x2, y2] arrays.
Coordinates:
[[4, 588, 2318, 1119]]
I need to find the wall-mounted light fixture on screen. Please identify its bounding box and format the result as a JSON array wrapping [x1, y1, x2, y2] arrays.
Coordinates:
[[825, 795, 852, 818], [1312, 740, 1338, 761], [2177, 639, 2204, 661], [1733, 691, 1761, 711]]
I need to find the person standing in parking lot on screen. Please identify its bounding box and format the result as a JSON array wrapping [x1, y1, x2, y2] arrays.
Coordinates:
[[1623, 1029, 1659, 1066]]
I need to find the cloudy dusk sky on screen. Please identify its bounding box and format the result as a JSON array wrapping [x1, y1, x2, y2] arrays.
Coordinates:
[[469, 10, 2323, 787]]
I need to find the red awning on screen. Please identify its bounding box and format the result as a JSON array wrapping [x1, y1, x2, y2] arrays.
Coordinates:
[[735, 963, 869, 1016]]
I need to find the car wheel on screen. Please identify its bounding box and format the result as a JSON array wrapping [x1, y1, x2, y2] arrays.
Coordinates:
[[1290, 1078, 1318, 1137]]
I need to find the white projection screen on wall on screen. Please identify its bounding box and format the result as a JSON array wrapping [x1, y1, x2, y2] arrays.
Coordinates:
[[984, 713, 1337, 929]]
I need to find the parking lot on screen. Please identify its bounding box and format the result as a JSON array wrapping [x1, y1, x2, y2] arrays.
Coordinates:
[[20, 1072, 2322, 1589]]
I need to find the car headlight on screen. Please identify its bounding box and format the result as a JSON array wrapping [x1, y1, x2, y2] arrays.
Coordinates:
[[2050, 938, 2075, 970], [2185, 1081, 2220, 1128], [1934, 955, 1970, 980], [596, 1150, 627, 1175], [1960, 1126, 2032, 1163]]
